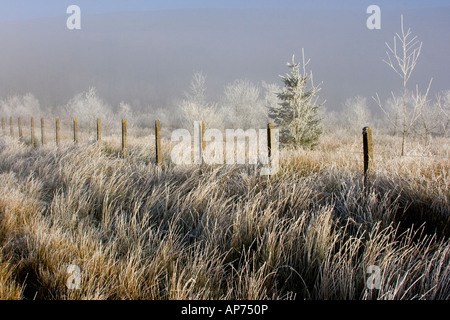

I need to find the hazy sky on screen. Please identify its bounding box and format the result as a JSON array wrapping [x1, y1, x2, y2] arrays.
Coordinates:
[[0, 0, 449, 20], [0, 0, 449, 113]]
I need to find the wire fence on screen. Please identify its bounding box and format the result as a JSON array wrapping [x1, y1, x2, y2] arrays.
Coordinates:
[[1, 116, 449, 171], [335, 150, 450, 159]]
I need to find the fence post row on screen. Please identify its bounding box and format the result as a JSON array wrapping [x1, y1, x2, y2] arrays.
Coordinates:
[[0, 117, 377, 182], [363, 126, 374, 186]]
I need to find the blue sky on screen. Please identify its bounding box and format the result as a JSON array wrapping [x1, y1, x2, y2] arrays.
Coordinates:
[[0, 0, 449, 21]]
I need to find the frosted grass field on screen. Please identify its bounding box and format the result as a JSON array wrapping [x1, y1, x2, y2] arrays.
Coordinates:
[[0, 131, 448, 300]]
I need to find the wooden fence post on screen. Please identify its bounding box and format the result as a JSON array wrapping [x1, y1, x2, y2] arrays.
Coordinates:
[[18, 117, 23, 141], [155, 119, 162, 165], [73, 118, 78, 143], [31, 117, 36, 147], [56, 118, 60, 146], [41, 118, 46, 145], [363, 126, 374, 186], [122, 119, 128, 158], [10, 117, 14, 137], [267, 122, 275, 159], [1, 116, 5, 135], [201, 121, 206, 151], [97, 118, 101, 142]]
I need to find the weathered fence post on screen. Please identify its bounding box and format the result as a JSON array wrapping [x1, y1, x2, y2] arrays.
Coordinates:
[[56, 118, 60, 146], [363, 126, 374, 186], [267, 122, 275, 159], [31, 117, 36, 147], [155, 119, 162, 165], [1, 116, 5, 135], [73, 118, 78, 143], [10, 117, 14, 137], [122, 119, 128, 158], [97, 118, 101, 142], [201, 121, 206, 151], [18, 117, 23, 141], [41, 118, 46, 145]]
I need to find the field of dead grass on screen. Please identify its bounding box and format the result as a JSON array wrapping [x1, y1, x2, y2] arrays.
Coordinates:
[[0, 130, 449, 300]]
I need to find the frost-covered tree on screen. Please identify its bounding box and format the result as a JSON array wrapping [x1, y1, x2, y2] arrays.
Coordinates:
[[118, 101, 134, 128], [184, 72, 207, 107], [342, 96, 371, 132], [435, 90, 450, 137], [64, 87, 114, 134], [375, 15, 427, 155], [262, 81, 281, 114], [378, 94, 404, 136], [222, 79, 266, 129], [320, 106, 340, 134], [269, 50, 323, 149], [181, 100, 222, 130], [410, 84, 439, 144], [180, 72, 223, 131], [375, 82, 434, 141], [0, 93, 41, 118]]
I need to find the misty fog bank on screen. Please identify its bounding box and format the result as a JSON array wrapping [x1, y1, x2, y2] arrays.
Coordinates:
[[0, 7, 449, 114]]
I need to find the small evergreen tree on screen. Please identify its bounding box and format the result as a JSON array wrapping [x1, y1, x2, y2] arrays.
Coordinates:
[[269, 51, 323, 149]]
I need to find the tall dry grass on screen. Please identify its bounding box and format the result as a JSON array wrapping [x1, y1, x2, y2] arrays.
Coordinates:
[[0, 130, 449, 300]]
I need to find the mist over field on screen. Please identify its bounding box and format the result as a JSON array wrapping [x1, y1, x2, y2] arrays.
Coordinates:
[[0, 3, 449, 114], [0, 0, 450, 304]]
